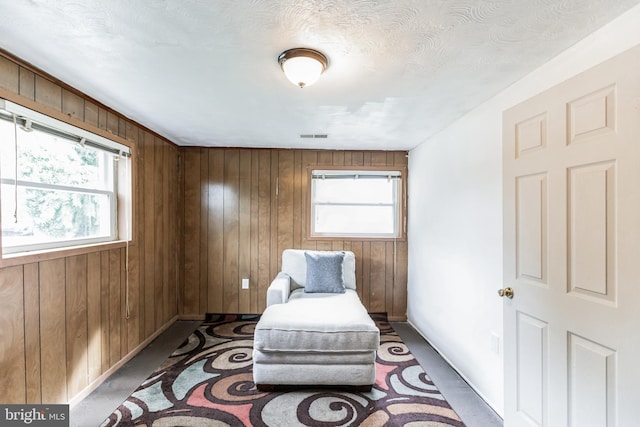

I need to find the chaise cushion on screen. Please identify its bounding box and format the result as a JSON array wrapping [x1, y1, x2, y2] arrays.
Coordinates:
[[304, 251, 346, 293], [254, 289, 379, 353]]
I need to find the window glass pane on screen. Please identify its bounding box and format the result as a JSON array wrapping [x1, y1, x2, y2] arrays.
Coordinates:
[[0, 106, 124, 255], [1, 124, 110, 191], [1, 184, 112, 249], [314, 178, 394, 204], [310, 168, 402, 237], [314, 205, 395, 234]]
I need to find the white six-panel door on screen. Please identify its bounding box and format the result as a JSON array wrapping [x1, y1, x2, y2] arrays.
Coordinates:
[[502, 45, 640, 426]]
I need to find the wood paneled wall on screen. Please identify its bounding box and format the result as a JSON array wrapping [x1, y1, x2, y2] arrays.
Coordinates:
[[0, 54, 180, 404], [181, 148, 408, 320]]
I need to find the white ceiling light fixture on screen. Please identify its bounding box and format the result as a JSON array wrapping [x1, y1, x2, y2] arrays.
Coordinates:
[[278, 48, 328, 88]]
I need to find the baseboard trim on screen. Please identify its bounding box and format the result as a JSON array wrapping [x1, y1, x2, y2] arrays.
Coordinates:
[[406, 319, 502, 417], [68, 315, 179, 408]]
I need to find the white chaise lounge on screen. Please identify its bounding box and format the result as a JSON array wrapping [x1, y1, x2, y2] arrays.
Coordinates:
[[252, 249, 380, 391]]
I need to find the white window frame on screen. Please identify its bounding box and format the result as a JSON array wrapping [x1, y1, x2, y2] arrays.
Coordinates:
[[0, 98, 131, 255], [309, 168, 405, 239]]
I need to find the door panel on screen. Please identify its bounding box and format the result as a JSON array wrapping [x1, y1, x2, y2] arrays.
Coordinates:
[[516, 173, 547, 283], [567, 161, 616, 301], [567, 85, 616, 144], [503, 45, 640, 426], [516, 311, 548, 426], [516, 113, 547, 157], [568, 333, 616, 427]]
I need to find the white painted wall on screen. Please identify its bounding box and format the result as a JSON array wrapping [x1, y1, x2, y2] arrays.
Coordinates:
[[407, 3, 640, 416]]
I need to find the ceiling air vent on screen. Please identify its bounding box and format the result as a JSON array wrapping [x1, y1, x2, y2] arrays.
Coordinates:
[[300, 134, 328, 139]]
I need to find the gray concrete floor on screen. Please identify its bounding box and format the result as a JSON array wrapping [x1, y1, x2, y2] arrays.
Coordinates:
[[70, 321, 201, 427], [390, 322, 502, 427], [71, 320, 502, 426]]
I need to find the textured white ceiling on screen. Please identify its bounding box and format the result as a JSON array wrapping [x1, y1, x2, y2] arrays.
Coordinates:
[[0, 0, 638, 150]]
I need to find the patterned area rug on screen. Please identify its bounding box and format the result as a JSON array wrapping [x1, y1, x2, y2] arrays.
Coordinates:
[[102, 314, 465, 426]]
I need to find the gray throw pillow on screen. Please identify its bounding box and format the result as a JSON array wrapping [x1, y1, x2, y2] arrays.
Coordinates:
[[304, 251, 346, 293]]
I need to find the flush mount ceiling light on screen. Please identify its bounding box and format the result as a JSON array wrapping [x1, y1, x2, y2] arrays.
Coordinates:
[[278, 48, 328, 88]]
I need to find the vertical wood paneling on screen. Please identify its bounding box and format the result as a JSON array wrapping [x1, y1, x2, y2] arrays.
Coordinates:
[[369, 242, 386, 312], [18, 67, 35, 100], [0, 53, 181, 405], [223, 150, 240, 312], [385, 242, 395, 314], [250, 151, 260, 313], [257, 150, 272, 310], [143, 132, 156, 335], [108, 249, 121, 366], [181, 148, 408, 318], [362, 239, 372, 308], [99, 252, 110, 374], [136, 128, 147, 342], [98, 107, 108, 130], [119, 247, 127, 360], [86, 253, 102, 383], [40, 259, 67, 403], [333, 151, 345, 165], [394, 241, 408, 318], [127, 239, 141, 353], [23, 263, 41, 403], [35, 75, 62, 111], [168, 145, 178, 318], [106, 111, 119, 136], [352, 151, 364, 166], [65, 255, 88, 398], [177, 148, 184, 315], [208, 150, 224, 312], [371, 152, 388, 166], [270, 151, 279, 277], [153, 138, 164, 329], [351, 241, 364, 303], [318, 151, 333, 166], [183, 149, 200, 314], [316, 240, 334, 251], [62, 89, 84, 120], [0, 56, 19, 92], [0, 266, 26, 403], [277, 150, 294, 257], [84, 100, 99, 127], [118, 117, 127, 139], [161, 141, 171, 323], [239, 150, 252, 313], [198, 148, 208, 314]]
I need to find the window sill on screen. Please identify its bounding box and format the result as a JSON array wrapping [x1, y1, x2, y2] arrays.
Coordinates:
[[0, 239, 133, 268], [309, 234, 407, 242]]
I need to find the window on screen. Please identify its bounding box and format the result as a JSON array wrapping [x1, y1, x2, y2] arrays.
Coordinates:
[[0, 99, 131, 255], [310, 168, 404, 238]]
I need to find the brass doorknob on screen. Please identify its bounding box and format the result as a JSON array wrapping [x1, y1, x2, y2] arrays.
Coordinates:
[[498, 287, 514, 299]]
